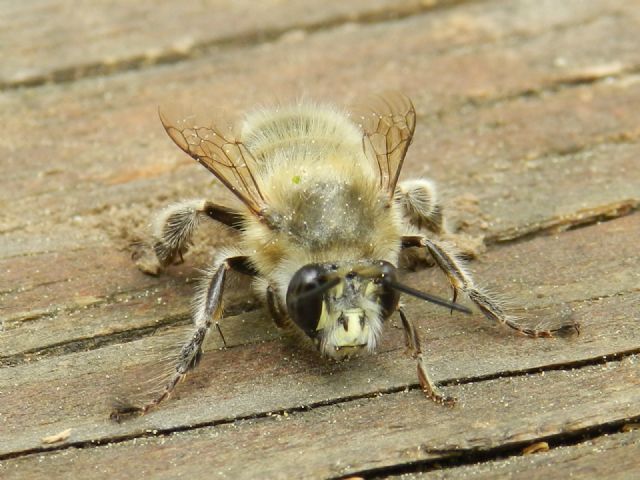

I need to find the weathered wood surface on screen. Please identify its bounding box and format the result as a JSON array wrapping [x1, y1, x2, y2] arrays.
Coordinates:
[[3, 359, 639, 479], [1, 0, 639, 478], [0, 0, 447, 88], [400, 429, 640, 479]]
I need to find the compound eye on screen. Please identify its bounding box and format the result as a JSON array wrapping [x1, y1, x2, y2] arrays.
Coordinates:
[[286, 264, 326, 337], [378, 261, 400, 319]]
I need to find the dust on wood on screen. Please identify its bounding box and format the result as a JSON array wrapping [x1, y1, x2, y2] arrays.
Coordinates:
[[1, 0, 639, 478], [402, 430, 640, 479], [2, 358, 638, 478]]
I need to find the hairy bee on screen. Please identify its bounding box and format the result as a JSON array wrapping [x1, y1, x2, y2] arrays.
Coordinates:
[[114, 93, 576, 418]]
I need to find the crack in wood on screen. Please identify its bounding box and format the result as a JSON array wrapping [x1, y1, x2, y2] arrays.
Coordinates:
[[0, 1, 627, 93], [443, 347, 640, 387], [0, 0, 483, 92], [0, 353, 637, 464], [423, 64, 640, 125], [338, 414, 640, 479], [486, 200, 640, 244], [0, 313, 190, 367], [0, 297, 260, 367]]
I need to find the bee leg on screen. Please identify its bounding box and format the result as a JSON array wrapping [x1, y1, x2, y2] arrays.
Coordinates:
[[395, 178, 444, 234], [402, 235, 579, 337], [266, 285, 287, 328], [134, 199, 243, 275], [398, 308, 455, 406], [111, 255, 250, 420]]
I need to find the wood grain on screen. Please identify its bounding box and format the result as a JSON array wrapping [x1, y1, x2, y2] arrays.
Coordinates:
[[0, 0, 638, 478], [401, 430, 640, 479], [1, 356, 638, 479], [0, 0, 451, 87], [2, 215, 638, 458]]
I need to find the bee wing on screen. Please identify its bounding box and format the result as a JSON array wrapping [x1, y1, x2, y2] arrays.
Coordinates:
[[351, 92, 417, 196], [159, 109, 266, 217]]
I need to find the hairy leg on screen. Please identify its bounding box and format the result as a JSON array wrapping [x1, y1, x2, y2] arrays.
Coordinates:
[[266, 285, 287, 328], [396, 179, 487, 261], [399, 308, 455, 405], [134, 199, 243, 275], [111, 255, 254, 420], [402, 235, 579, 337], [395, 178, 444, 234]]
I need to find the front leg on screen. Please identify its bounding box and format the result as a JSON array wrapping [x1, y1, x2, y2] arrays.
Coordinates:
[[111, 254, 254, 420], [401, 235, 579, 337], [266, 285, 287, 329], [399, 308, 455, 406]]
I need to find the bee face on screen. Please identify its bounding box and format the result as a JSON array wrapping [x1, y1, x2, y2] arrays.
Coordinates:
[[285, 261, 400, 358]]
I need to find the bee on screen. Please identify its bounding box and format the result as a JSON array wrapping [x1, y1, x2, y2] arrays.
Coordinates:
[[114, 92, 577, 418]]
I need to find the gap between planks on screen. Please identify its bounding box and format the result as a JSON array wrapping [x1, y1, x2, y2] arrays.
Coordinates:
[[347, 423, 640, 479], [1, 0, 631, 93], [0, 0, 482, 91], [1, 354, 638, 480], [1, 352, 637, 463]]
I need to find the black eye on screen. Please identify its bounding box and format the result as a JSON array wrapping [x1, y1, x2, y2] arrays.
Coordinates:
[[378, 261, 400, 319], [286, 264, 326, 337]]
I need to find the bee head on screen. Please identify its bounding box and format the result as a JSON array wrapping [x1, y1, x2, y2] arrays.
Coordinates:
[[285, 261, 400, 358]]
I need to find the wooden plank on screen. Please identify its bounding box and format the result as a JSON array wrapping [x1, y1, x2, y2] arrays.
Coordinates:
[[0, 0, 447, 87], [0, 1, 638, 475], [1, 215, 638, 456], [401, 430, 640, 479], [2, 0, 640, 236], [2, 0, 639, 244], [0, 0, 631, 88], [1, 355, 638, 479], [1, 0, 638, 355]]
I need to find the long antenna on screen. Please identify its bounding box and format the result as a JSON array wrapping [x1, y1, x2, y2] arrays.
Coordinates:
[[294, 277, 341, 302], [383, 278, 472, 314]]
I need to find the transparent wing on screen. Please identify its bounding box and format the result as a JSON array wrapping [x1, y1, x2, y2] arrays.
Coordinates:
[[350, 92, 417, 196], [159, 109, 266, 217]]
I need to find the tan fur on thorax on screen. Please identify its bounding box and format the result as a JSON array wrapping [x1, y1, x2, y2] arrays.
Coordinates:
[[236, 103, 403, 298]]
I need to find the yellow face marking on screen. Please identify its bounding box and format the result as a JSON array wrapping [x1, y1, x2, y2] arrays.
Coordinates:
[[316, 300, 329, 331], [333, 281, 344, 298], [364, 281, 377, 297], [333, 309, 368, 346], [316, 282, 342, 331]]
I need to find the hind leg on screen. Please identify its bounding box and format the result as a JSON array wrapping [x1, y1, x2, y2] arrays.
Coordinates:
[[395, 178, 444, 234], [133, 199, 243, 275]]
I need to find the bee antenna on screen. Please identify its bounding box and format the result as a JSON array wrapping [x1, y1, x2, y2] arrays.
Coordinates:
[[383, 278, 472, 314], [295, 276, 341, 301]]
